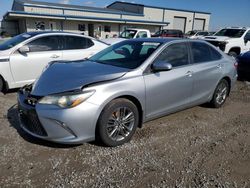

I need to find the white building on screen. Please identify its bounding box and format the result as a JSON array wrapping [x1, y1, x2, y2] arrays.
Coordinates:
[[2, 0, 211, 38]]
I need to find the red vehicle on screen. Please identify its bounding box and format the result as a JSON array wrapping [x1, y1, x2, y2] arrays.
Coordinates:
[[152, 29, 184, 38]]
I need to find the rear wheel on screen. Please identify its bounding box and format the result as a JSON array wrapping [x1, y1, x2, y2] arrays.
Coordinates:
[[96, 98, 139, 147], [210, 79, 229, 108]]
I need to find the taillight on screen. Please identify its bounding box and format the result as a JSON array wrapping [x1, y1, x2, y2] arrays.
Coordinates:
[[234, 62, 238, 69]]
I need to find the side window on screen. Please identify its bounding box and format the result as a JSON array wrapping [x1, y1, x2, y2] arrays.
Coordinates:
[[136, 31, 147, 38], [208, 46, 222, 61], [64, 36, 94, 50], [154, 42, 189, 67], [190, 42, 213, 63], [27, 36, 60, 52], [245, 31, 250, 40]]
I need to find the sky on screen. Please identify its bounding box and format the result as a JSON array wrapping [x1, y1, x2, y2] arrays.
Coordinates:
[[0, 0, 250, 31]]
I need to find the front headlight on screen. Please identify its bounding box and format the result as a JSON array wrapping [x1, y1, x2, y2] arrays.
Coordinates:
[[38, 90, 95, 108]]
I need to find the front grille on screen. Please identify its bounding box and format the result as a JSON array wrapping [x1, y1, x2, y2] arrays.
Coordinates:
[[20, 110, 47, 136], [206, 40, 226, 51]]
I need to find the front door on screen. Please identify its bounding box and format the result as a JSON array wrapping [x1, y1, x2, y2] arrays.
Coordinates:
[[9, 35, 62, 86], [144, 42, 193, 119]]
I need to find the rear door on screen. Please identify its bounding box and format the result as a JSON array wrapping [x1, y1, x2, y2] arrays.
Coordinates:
[[62, 35, 98, 61], [9, 35, 63, 85], [144, 42, 193, 119], [188, 41, 224, 104]]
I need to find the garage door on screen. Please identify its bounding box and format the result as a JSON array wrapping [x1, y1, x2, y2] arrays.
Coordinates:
[[173, 17, 186, 32], [194, 18, 205, 30]]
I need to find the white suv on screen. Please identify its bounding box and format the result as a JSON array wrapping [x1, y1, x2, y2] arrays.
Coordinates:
[[203, 27, 250, 57], [0, 32, 108, 92]]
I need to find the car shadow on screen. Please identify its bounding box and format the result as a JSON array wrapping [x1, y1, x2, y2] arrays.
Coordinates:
[[7, 104, 81, 148], [3, 88, 19, 94]]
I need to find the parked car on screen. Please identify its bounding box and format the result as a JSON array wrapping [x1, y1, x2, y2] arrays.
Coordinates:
[[102, 28, 151, 45], [203, 27, 250, 57], [0, 31, 108, 92], [18, 38, 237, 146], [185, 30, 209, 39], [152, 29, 183, 38], [236, 51, 250, 81]]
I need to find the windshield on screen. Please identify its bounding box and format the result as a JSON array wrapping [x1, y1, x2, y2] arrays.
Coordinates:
[[214, 29, 246, 38], [186, 31, 196, 35], [119, 30, 137, 39], [89, 40, 162, 69], [0, 33, 34, 50]]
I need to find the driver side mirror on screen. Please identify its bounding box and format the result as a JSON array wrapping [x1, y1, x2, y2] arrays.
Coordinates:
[[152, 61, 173, 72], [18, 45, 30, 54]]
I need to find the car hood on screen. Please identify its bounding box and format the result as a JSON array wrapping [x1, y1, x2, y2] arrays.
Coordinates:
[[204, 36, 230, 41], [0, 49, 10, 60], [31, 60, 129, 96]]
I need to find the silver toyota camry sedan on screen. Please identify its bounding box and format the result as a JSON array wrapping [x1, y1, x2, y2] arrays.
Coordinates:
[[18, 38, 237, 147]]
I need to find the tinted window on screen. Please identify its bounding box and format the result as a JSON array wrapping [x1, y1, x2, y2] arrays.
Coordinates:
[[209, 46, 222, 61], [136, 31, 147, 38], [27, 36, 61, 52], [215, 29, 246, 38], [64, 36, 94, 50], [245, 31, 250, 40], [154, 42, 189, 67], [190, 42, 221, 63], [119, 30, 137, 39], [89, 41, 162, 69]]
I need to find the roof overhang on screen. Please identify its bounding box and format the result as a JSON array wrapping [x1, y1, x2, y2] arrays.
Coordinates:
[[4, 11, 169, 26]]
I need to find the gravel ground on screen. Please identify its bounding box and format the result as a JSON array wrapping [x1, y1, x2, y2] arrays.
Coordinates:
[[0, 81, 249, 187]]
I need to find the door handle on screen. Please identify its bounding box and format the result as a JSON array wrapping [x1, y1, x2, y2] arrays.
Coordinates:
[[186, 71, 193, 77], [50, 54, 60, 58], [216, 64, 222, 69]]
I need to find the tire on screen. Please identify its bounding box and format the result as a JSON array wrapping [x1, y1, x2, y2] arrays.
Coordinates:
[[228, 51, 238, 58], [210, 79, 229, 108], [0, 77, 3, 92], [96, 98, 139, 147]]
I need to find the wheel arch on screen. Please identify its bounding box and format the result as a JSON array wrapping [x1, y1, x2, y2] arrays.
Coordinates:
[[0, 74, 9, 92], [221, 76, 231, 95], [114, 95, 144, 128], [96, 94, 144, 130], [229, 47, 241, 55]]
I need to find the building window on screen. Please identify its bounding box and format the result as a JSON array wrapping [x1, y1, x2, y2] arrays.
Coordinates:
[[35, 21, 45, 30], [104, 25, 111, 32], [78, 24, 85, 31]]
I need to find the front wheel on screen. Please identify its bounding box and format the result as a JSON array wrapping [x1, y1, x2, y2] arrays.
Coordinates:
[[210, 79, 229, 108], [96, 98, 139, 147], [228, 51, 238, 58]]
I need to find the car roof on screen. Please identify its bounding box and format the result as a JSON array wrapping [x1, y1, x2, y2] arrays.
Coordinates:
[[22, 31, 97, 40], [24, 31, 88, 37], [125, 28, 148, 31], [127, 37, 182, 43]]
